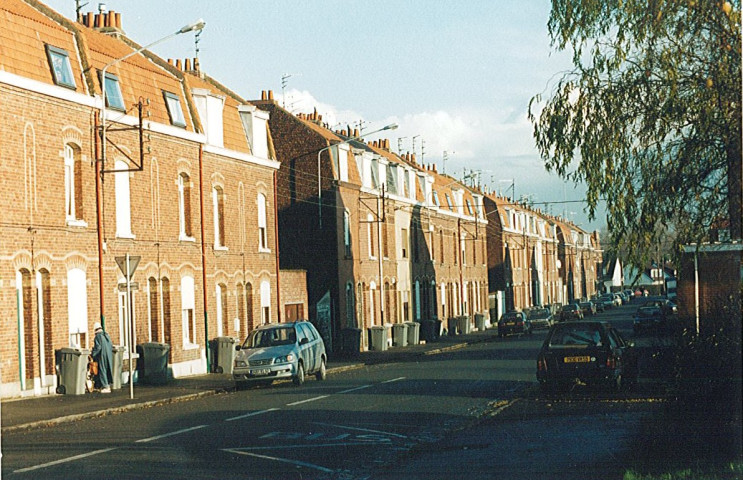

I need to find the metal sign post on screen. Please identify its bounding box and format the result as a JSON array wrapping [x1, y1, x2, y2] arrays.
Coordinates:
[[115, 254, 140, 400]]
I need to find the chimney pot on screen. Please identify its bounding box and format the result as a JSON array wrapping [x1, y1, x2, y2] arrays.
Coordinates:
[[261, 90, 267, 100], [175, 59, 183, 71], [184, 58, 192, 71], [268, 90, 274, 100], [115, 12, 121, 29], [167, 58, 174, 65], [94, 13, 103, 28], [353, 129, 359, 137], [85, 12, 93, 27], [105, 11, 113, 27], [193, 57, 200, 73]]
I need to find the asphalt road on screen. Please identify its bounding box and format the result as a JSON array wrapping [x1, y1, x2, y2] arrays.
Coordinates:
[[2, 300, 673, 479]]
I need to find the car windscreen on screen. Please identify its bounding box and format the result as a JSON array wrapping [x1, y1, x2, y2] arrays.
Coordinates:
[[244, 326, 297, 348], [549, 324, 603, 347], [528, 309, 548, 319]]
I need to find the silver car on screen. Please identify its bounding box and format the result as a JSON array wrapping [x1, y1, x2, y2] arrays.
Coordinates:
[[233, 321, 327, 387]]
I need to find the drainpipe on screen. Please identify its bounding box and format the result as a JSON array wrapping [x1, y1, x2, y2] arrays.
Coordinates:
[[198, 143, 210, 372], [95, 114, 106, 329], [694, 251, 700, 334], [274, 169, 281, 323]]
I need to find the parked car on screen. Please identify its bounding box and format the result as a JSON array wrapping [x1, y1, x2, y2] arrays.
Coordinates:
[[578, 301, 597, 316], [640, 298, 678, 317], [612, 293, 624, 306], [633, 305, 664, 333], [536, 321, 638, 392], [559, 303, 584, 322], [597, 294, 615, 310], [498, 311, 532, 337], [233, 321, 327, 387], [527, 307, 554, 330]]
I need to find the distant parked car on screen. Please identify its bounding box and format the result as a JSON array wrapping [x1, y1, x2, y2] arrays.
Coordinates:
[[641, 299, 678, 317], [597, 294, 615, 310], [578, 301, 597, 316], [498, 311, 531, 337], [536, 321, 638, 392], [233, 321, 327, 387], [559, 304, 584, 322], [633, 305, 664, 333], [527, 307, 554, 330]]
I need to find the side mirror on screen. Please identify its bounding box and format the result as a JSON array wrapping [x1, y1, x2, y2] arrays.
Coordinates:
[[300, 338, 309, 345]]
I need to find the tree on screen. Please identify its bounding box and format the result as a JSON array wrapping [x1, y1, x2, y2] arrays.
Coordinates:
[[529, 0, 741, 267]]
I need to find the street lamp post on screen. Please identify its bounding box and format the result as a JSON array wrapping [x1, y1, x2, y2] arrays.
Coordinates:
[[317, 123, 398, 227]]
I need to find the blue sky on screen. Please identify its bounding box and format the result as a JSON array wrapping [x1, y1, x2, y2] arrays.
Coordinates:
[[43, 0, 606, 232]]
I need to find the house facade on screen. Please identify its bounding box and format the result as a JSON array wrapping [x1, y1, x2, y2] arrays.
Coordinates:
[[0, 0, 281, 398], [253, 98, 488, 352]]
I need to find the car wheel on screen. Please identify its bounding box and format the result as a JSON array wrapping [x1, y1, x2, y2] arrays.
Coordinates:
[[315, 357, 327, 381], [293, 362, 305, 386]]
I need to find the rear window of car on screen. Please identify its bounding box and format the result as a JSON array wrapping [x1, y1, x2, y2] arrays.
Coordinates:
[[245, 326, 297, 348], [502, 313, 521, 321], [528, 309, 548, 319], [549, 324, 603, 347], [561, 305, 577, 312]]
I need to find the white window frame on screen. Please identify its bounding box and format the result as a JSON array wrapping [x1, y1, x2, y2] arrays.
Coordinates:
[[115, 160, 134, 238], [344, 209, 351, 257], [213, 186, 226, 250], [67, 268, 88, 348], [64, 144, 76, 221], [260, 280, 271, 325], [257, 193, 269, 252], [181, 276, 197, 347]]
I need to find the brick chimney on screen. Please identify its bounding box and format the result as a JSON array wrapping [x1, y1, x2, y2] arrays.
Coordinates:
[[80, 7, 124, 36]]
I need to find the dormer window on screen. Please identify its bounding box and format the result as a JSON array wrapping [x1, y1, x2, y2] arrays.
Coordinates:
[[46, 45, 76, 89], [466, 199, 473, 215], [445, 193, 453, 210], [370, 159, 379, 189], [102, 72, 125, 110], [163, 91, 186, 127], [432, 190, 440, 206]]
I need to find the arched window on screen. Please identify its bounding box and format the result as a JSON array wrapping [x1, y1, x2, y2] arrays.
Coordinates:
[[213, 186, 225, 248], [64, 144, 83, 222], [178, 173, 192, 238], [346, 283, 355, 328], [257, 193, 268, 250]]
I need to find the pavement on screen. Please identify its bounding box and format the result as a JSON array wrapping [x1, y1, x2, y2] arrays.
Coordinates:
[[1, 327, 499, 433]]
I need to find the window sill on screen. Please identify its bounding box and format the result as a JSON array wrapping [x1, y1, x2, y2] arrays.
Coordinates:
[[66, 218, 88, 228], [258, 247, 271, 254], [116, 232, 136, 240], [183, 343, 200, 351], [180, 234, 196, 242], [214, 245, 229, 252]]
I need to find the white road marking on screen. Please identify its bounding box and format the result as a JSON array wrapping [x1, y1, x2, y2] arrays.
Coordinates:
[[226, 407, 280, 422], [337, 384, 373, 394], [224, 450, 335, 473], [286, 395, 330, 406], [14, 448, 117, 473], [382, 376, 406, 384], [312, 422, 408, 438], [225, 441, 388, 452], [136, 425, 208, 443]]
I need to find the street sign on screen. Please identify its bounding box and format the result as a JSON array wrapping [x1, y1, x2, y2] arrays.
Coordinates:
[[115, 255, 141, 278], [118, 282, 139, 291]]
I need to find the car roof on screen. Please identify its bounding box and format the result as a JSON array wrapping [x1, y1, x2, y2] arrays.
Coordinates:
[[254, 321, 311, 331]]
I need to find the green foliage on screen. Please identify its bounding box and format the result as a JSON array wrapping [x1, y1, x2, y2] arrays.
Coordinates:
[[530, 0, 741, 268]]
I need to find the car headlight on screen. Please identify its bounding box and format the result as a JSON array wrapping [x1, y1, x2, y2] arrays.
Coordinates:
[[274, 354, 294, 364], [235, 360, 247, 368]]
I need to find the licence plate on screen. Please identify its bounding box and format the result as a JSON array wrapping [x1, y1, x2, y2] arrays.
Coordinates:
[[250, 368, 271, 376], [505, 322, 515, 326], [564, 356, 591, 363]]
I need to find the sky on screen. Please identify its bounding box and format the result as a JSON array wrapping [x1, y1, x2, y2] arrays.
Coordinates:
[[42, 0, 607, 232]]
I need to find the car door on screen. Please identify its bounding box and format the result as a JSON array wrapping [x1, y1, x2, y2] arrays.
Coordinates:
[[297, 323, 316, 372]]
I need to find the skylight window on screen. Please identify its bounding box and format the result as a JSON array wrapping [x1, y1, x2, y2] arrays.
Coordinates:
[[102, 72, 125, 110], [46, 45, 76, 89], [445, 193, 453, 209], [466, 199, 473, 215], [163, 91, 186, 127], [432, 190, 440, 206]]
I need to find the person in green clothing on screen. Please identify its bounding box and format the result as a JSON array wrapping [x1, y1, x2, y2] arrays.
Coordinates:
[[91, 322, 113, 393]]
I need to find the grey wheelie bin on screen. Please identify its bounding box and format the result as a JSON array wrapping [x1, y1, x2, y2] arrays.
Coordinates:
[[405, 322, 420, 346], [368, 326, 388, 351], [136, 342, 170, 385], [211, 336, 236, 374], [111, 345, 124, 389], [55, 347, 90, 395], [392, 323, 408, 347]]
